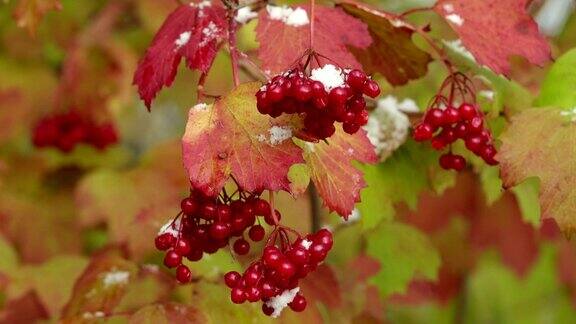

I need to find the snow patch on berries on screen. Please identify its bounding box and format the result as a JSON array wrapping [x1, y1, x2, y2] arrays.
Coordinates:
[[444, 39, 476, 62], [102, 269, 130, 288], [268, 126, 293, 145], [192, 0, 211, 9], [200, 22, 221, 47], [158, 218, 180, 237], [83, 311, 105, 319], [443, 3, 455, 13], [266, 5, 309, 27], [235, 6, 258, 24], [310, 64, 345, 91], [175, 31, 192, 49], [300, 239, 313, 250], [193, 102, 209, 111], [265, 287, 300, 318], [364, 96, 413, 161]]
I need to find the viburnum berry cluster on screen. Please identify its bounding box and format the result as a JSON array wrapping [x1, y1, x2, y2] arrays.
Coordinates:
[[155, 188, 275, 283], [224, 228, 333, 317], [256, 53, 380, 140], [32, 111, 118, 152], [412, 73, 498, 170]]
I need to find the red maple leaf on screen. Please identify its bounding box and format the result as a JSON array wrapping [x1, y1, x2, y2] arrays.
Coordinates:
[[303, 126, 377, 218], [256, 5, 372, 74], [182, 83, 305, 197], [133, 2, 227, 109], [434, 0, 551, 76]]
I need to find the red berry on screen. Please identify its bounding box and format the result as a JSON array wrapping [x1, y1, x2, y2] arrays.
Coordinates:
[[286, 247, 309, 265], [362, 79, 380, 98], [163, 250, 182, 268], [225, 271, 241, 288], [231, 288, 246, 304], [424, 108, 445, 127], [262, 304, 274, 316], [343, 122, 361, 135], [445, 107, 460, 124], [246, 286, 262, 302], [261, 281, 276, 298], [289, 294, 307, 312], [263, 250, 282, 268], [174, 239, 192, 256], [233, 238, 250, 255], [311, 81, 326, 96], [253, 199, 270, 216], [329, 87, 350, 107], [248, 225, 265, 242], [277, 260, 296, 279], [155, 233, 175, 251], [481, 145, 498, 165], [200, 202, 217, 220], [267, 85, 284, 102], [315, 229, 333, 249], [355, 110, 369, 125], [294, 84, 312, 102], [459, 103, 477, 120], [309, 244, 328, 263], [180, 197, 198, 215], [468, 117, 484, 134], [347, 69, 367, 90], [176, 265, 192, 283], [465, 136, 484, 154], [348, 96, 366, 113], [217, 205, 232, 222], [439, 153, 454, 170], [454, 122, 469, 138], [431, 136, 446, 150], [209, 222, 231, 240], [451, 155, 466, 171], [186, 248, 203, 262], [413, 123, 435, 141]]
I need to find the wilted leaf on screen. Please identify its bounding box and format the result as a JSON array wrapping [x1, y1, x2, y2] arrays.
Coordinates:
[[62, 251, 138, 319], [301, 127, 377, 218], [256, 5, 371, 74], [498, 108, 576, 236], [366, 221, 441, 297], [182, 82, 304, 197], [339, 1, 431, 85], [13, 0, 62, 36], [434, 0, 551, 76], [133, 2, 227, 108]]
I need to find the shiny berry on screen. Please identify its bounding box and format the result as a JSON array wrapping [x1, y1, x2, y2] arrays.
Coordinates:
[[176, 265, 192, 283], [224, 271, 241, 288], [233, 238, 250, 255], [248, 225, 265, 242], [289, 294, 307, 312], [163, 250, 182, 268]]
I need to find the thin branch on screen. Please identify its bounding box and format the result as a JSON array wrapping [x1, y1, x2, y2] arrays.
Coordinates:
[[309, 0, 316, 49], [227, 2, 241, 87]]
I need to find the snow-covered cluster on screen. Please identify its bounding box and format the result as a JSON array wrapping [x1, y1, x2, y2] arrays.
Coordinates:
[[364, 95, 418, 161], [264, 287, 300, 318], [310, 64, 345, 91], [257, 125, 293, 146], [235, 6, 258, 24]]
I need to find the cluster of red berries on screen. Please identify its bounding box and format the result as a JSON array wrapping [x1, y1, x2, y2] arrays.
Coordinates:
[[155, 190, 278, 283], [224, 228, 333, 317], [32, 111, 118, 152], [256, 66, 380, 140], [413, 103, 498, 170]]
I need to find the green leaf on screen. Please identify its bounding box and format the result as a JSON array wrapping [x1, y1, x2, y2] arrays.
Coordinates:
[[0, 236, 18, 274], [358, 141, 455, 229], [535, 48, 576, 109], [366, 221, 441, 297], [511, 178, 541, 227], [480, 166, 503, 205], [129, 303, 206, 323], [465, 247, 574, 323], [287, 163, 310, 196]]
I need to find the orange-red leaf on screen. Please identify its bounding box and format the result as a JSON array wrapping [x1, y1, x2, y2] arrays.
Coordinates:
[[256, 5, 371, 74], [182, 83, 305, 196], [434, 0, 551, 76], [302, 127, 377, 218]]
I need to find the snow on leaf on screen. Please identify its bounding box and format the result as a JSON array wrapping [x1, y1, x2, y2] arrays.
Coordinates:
[[256, 5, 371, 74], [13, 0, 62, 36], [339, 1, 432, 85], [62, 252, 137, 318], [133, 2, 227, 109], [498, 108, 576, 236], [434, 0, 551, 76], [301, 126, 377, 218], [182, 82, 304, 197]]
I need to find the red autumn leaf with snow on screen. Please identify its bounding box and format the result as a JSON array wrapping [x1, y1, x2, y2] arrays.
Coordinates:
[[256, 5, 371, 74], [182, 82, 304, 197], [302, 126, 377, 218], [434, 0, 551, 76], [133, 1, 227, 109]]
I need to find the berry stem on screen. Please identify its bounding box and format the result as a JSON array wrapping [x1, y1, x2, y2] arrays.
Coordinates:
[[268, 190, 279, 225], [400, 6, 434, 18], [309, 0, 315, 49], [227, 2, 241, 87]]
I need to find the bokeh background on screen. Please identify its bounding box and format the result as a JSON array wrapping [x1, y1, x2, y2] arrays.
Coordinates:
[[0, 0, 575, 322]]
